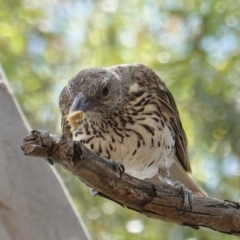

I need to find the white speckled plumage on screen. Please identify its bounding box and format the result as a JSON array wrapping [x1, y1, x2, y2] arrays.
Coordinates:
[[72, 91, 175, 180]]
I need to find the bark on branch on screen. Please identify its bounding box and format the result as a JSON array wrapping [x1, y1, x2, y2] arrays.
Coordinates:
[[21, 130, 240, 237]]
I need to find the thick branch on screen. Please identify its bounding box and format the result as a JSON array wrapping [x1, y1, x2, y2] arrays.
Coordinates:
[[21, 130, 240, 237]]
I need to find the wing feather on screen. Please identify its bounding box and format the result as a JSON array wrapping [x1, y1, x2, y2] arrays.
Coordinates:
[[132, 64, 191, 173]]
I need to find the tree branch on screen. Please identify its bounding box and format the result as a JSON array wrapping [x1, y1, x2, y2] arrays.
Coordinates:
[[21, 130, 240, 237]]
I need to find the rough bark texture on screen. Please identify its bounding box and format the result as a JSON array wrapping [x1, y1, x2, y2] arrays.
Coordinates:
[[21, 130, 240, 237], [0, 66, 90, 240]]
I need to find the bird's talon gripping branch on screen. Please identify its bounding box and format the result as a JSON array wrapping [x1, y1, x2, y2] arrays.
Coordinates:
[[181, 186, 193, 211], [178, 185, 193, 211], [109, 160, 125, 179]]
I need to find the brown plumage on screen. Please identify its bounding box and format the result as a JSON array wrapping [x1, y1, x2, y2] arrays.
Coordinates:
[[59, 63, 207, 198]]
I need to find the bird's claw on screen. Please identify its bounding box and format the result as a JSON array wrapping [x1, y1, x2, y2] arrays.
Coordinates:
[[175, 183, 193, 211], [109, 159, 125, 178], [164, 176, 193, 211]]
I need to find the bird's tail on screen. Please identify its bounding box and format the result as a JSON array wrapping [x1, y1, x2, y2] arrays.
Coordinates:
[[169, 161, 208, 197], [145, 161, 207, 197]]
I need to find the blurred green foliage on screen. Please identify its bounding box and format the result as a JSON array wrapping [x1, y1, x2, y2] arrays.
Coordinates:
[[1, 0, 240, 239]]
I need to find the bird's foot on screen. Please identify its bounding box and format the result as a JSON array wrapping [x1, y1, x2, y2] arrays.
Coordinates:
[[108, 159, 125, 179], [166, 176, 193, 211], [174, 181, 193, 211]]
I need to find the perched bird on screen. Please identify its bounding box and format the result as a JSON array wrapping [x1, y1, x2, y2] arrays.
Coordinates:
[[59, 63, 207, 200]]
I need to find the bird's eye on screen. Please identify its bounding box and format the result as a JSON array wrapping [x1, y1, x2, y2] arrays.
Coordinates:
[[101, 85, 109, 97]]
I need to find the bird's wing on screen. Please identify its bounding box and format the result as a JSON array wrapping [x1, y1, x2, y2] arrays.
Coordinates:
[[59, 85, 72, 139], [132, 64, 191, 173], [158, 88, 191, 173]]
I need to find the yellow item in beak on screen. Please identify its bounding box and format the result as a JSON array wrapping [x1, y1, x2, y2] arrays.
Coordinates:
[[66, 111, 85, 131]]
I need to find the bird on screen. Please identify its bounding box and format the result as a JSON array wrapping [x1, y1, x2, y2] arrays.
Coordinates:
[[59, 63, 207, 202]]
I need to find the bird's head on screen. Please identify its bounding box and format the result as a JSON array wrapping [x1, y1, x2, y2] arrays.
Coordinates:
[[66, 67, 135, 119], [61, 64, 152, 133], [60, 63, 166, 135]]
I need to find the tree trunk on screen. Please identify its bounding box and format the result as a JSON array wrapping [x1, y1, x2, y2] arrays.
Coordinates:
[[0, 66, 90, 240]]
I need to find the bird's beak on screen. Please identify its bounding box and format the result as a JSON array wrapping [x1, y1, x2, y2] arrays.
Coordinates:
[[71, 92, 94, 112]]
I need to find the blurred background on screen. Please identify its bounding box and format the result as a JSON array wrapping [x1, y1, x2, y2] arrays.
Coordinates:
[[1, 0, 240, 239]]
